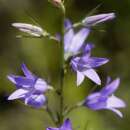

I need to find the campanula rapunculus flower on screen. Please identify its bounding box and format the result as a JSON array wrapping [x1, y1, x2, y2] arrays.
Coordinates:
[[71, 43, 109, 86], [12, 23, 44, 37], [47, 119, 72, 130], [85, 77, 126, 117], [64, 19, 90, 60], [82, 13, 115, 27], [7, 63, 52, 108]]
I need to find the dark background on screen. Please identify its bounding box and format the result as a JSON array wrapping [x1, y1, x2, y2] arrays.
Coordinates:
[[0, 0, 130, 130]]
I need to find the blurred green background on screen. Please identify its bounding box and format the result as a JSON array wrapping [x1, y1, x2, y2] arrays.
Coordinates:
[[0, 0, 130, 130]]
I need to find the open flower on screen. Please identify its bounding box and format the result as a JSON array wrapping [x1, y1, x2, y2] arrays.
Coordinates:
[[47, 119, 72, 130], [64, 19, 90, 60], [7, 63, 52, 108], [71, 43, 109, 86], [84, 77, 126, 118], [82, 13, 115, 27], [12, 23, 44, 37]]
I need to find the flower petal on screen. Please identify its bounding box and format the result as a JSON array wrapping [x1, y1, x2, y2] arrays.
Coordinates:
[[82, 43, 94, 55], [68, 28, 90, 54], [107, 95, 126, 108], [61, 119, 72, 130], [25, 94, 46, 108], [101, 78, 120, 96], [107, 108, 123, 118], [64, 19, 74, 52], [8, 89, 28, 100], [83, 69, 101, 85], [86, 92, 100, 101], [7, 74, 17, 84], [86, 96, 107, 110], [77, 71, 85, 86], [12, 76, 34, 87], [87, 57, 109, 68], [21, 63, 35, 79], [34, 78, 48, 93]]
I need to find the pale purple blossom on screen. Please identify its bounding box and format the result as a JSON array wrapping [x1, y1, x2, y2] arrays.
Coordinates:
[[85, 77, 126, 118], [64, 19, 90, 60], [71, 43, 109, 86], [7, 63, 52, 108], [47, 119, 72, 130], [82, 13, 115, 27]]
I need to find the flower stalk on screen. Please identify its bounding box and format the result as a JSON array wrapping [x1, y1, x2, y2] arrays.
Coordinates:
[[58, 2, 66, 125]]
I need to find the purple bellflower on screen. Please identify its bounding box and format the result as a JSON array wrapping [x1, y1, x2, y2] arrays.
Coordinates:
[[64, 19, 90, 60], [85, 77, 126, 118], [7, 63, 52, 108], [71, 43, 109, 86], [82, 13, 115, 27], [47, 119, 72, 130]]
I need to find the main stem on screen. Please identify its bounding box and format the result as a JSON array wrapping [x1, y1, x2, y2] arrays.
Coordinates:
[[59, 4, 65, 126]]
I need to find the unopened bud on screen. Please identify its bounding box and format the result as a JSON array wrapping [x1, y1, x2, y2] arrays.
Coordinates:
[[12, 23, 45, 37], [82, 13, 115, 27], [49, 0, 62, 7]]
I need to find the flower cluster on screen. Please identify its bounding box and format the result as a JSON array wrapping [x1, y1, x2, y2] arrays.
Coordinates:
[[7, 4, 126, 130]]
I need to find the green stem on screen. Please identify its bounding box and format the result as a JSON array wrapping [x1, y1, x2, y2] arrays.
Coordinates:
[[59, 3, 65, 126]]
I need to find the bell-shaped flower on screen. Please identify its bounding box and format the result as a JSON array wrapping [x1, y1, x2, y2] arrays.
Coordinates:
[[84, 77, 126, 118], [64, 19, 90, 60], [12, 23, 44, 37], [47, 119, 72, 130], [82, 13, 115, 27], [71, 43, 109, 86], [7, 63, 52, 108]]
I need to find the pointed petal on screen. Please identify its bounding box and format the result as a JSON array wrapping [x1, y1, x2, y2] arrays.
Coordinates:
[[7, 74, 17, 84], [107, 108, 123, 118], [8, 89, 28, 100], [107, 95, 126, 108], [77, 71, 85, 86], [64, 19, 74, 52], [13, 76, 34, 87], [83, 69, 101, 85], [64, 30, 74, 52], [69, 28, 90, 54], [21, 63, 34, 79], [87, 57, 109, 68], [101, 78, 120, 96], [83, 43, 94, 55], [61, 119, 72, 130], [25, 94, 46, 108]]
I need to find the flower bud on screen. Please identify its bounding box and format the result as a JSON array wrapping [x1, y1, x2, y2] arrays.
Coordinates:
[[49, 0, 62, 7], [12, 23, 44, 37], [82, 13, 115, 27]]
